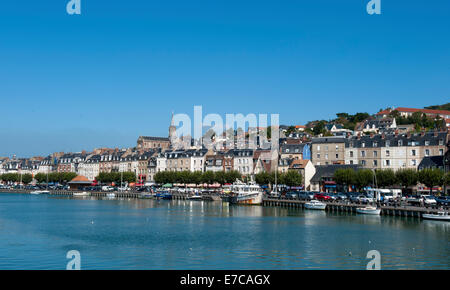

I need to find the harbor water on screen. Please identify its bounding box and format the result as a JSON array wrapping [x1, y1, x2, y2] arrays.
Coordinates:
[[0, 193, 448, 269]]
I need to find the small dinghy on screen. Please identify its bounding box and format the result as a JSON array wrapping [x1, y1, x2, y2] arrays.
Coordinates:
[[304, 200, 326, 210], [422, 212, 450, 221], [356, 206, 381, 215]]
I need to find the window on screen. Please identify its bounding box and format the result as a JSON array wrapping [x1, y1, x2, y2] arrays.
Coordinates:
[[439, 140, 444, 145], [336, 154, 339, 159], [411, 149, 416, 156], [386, 150, 390, 157], [336, 145, 339, 150], [425, 149, 430, 156], [325, 153, 329, 160], [317, 145, 321, 151], [373, 160, 377, 166], [362, 142, 365, 148], [398, 140, 403, 146], [349, 160, 353, 164], [386, 141, 390, 147], [439, 149, 444, 155], [361, 151, 366, 157], [411, 160, 417, 166], [325, 145, 329, 151], [425, 141, 430, 146], [317, 153, 321, 159], [373, 142, 378, 147], [350, 151, 354, 157], [373, 151, 378, 157], [361, 160, 366, 166], [385, 160, 391, 166]]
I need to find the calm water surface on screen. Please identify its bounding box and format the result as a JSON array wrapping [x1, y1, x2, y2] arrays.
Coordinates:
[[0, 193, 448, 269]]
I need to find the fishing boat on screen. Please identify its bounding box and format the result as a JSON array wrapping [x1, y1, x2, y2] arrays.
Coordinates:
[[73, 191, 90, 197], [422, 212, 450, 221], [106, 193, 116, 198], [305, 200, 327, 210], [229, 181, 263, 205], [30, 190, 50, 195], [356, 206, 381, 215]]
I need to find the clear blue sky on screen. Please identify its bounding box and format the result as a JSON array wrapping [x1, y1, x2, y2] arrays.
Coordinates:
[[1, 1, 449, 157]]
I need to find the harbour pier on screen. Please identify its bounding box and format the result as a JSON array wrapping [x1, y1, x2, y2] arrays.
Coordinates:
[[262, 198, 448, 217]]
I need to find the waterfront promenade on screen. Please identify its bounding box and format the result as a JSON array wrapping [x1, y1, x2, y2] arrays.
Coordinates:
[[1, 189, 448, 219]]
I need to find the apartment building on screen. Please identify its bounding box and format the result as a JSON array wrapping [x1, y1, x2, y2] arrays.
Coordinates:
[[345, 131, 447, 170], [311, 137, 347, 166]]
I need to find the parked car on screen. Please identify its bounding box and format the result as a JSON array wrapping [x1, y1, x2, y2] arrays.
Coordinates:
[[314, 193, 333, 201], [406, 195, 423, 205], [285, 191, 298, 199], [334, 192, 348, 201], [298, 191, 315, 200], [435, 196, 450, 206], [421, 195, 437, 205]]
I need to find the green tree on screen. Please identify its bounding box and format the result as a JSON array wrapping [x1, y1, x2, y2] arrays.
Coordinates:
[[202, 171, 215, 184], [395, 169, 418, 194], [333, 168, 356, 191], [224, 171, 241, 183], [214, 171, 226, 185], [418, 168, 444, 195], [21, 174, 33, 184], [375, 169, 397, 188], [354, 169, 374, 191], [283, 170, 303, 187]]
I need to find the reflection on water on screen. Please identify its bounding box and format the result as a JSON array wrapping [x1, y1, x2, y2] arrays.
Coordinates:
[[0, 193, 448, 269]]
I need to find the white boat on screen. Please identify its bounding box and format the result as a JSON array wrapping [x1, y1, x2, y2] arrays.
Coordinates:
[[30, 190, 50, 195], [305, 200, 326, 210], [422, 212, 450, 221], [73, 191, 90, 197], [187, 195, 202, 200], [356, 206, 381, 215], [106, 193, 116, 198], [229, 181, 263, 205]]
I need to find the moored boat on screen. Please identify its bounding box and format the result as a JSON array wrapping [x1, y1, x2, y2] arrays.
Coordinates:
[[305, 200, 326, 210], [356, 206, 381, 215], [106, 193, 116, 198], [73, 191, 90, 197], [422, 212, 450, 221], [187, 195, 202, 200], [229, 181, 263, 205], [30, 190, 50, 195]]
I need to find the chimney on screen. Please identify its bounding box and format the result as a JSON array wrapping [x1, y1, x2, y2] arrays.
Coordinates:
[[394, 130, 399, 137], [381, 133, 385, 139], [370, 133, 374, 138], [357, 132, 361, 140], [434, 131, 438, 137]]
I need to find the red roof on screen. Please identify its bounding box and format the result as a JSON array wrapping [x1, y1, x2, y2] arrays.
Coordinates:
[[377, 107, 450, 116]]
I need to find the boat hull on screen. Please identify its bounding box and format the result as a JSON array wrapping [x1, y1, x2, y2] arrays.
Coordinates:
[[230, 193, 263, 205], [305, 203, 326, 210], [422, 214, 450, 221], [356, 208, 381, 215]]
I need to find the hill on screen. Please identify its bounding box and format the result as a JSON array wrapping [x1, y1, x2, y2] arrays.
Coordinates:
[[424, 102, 450, 111]]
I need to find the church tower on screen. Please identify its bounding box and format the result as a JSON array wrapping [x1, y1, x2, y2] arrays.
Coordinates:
[[169, 112, 177, 144]]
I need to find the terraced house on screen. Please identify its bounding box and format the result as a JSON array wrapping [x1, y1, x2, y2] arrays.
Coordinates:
[[345, 131, 448, 170], [311, 137, 347, 166]]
